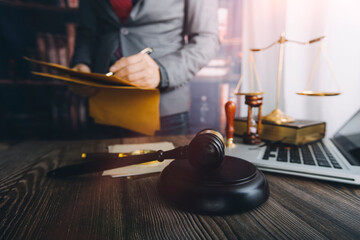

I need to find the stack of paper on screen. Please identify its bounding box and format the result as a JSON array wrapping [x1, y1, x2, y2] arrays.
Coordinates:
[[102, 142, 175, 177]]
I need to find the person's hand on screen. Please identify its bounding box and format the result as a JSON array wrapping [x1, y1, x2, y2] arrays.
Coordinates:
[[72, 63, 91, 73], [109, 53, 160, 89], [69, 64, 99, 97]]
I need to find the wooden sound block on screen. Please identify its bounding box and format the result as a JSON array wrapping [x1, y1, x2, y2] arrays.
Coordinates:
[[157, 156, 269, 215]]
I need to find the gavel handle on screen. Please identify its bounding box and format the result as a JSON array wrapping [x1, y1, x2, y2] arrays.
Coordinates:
[[47, 146, 188, 178]]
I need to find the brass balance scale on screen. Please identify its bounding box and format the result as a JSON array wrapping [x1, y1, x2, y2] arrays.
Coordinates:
[[235, 32, 341, 126]]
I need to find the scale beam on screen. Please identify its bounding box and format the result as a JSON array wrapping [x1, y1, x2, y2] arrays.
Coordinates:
[[235, 32, 340, 125]]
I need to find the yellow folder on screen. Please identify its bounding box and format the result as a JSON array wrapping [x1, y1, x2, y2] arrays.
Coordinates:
[[25, 57, 160, 135]]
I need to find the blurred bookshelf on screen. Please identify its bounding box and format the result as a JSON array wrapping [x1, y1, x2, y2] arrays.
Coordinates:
[[0, 78, 65, 86], [0, 0, 78, 12], [0, 0, 78, 81], [0, 0, 82, 140]]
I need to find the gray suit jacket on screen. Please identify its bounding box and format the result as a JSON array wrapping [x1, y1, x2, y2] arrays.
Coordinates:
[[72, 0, 219, 117]]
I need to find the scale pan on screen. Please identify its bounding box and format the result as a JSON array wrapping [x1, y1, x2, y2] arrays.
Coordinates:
[[235, 91, 264, 96], [296, 90, 341, 96]]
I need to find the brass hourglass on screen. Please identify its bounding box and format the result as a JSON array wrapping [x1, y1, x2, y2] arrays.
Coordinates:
[[243, 95, 263, 144]]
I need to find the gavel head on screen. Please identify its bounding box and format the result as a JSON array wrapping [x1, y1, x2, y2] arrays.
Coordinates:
[[188, 129, 225, 172]]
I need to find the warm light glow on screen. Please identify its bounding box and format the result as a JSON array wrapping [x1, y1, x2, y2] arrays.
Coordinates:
[[218, 8, 228, 42]]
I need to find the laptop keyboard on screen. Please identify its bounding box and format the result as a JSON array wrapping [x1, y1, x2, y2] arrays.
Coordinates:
[[262, 142, 342, 169]]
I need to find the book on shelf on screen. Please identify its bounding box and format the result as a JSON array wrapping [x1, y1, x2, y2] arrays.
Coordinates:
[[67, 0, 79, 8], [55, 35, 69, 67], [45, 33, 58, 73], [57, 0, 67, 8], [234, 117, 326, 145], [35, 32, 48, 72], [26, 0, 78, 8], [66, 23, 76, 64], [35, 28, 76, 70]]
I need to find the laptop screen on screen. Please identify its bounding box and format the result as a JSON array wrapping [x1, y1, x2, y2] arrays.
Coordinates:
[[332, 109, 360, 166]]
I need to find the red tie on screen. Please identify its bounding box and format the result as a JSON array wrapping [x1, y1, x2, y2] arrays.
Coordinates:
[[109, 0, 133, 22]]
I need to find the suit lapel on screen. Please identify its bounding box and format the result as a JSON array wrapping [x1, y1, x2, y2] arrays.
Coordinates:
[[95, 0, 145, 26], [129, 0, 144, 21], [95, 0, 121, 27]]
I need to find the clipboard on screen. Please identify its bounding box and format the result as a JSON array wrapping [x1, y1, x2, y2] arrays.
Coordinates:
[[25, 57, 160, 135], [25, 56, 136, 87]]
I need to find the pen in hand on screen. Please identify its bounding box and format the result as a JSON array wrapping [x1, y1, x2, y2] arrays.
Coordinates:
[[105, 47, 153, 77]]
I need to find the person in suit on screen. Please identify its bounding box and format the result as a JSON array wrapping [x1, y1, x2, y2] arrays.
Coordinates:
[[71, 0, 219, 136]]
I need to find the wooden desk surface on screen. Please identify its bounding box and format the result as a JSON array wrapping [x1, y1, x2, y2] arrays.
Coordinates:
[[1, 135, 360, 240]]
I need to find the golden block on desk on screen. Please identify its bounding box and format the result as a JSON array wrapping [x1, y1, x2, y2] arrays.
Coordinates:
[[234, 117, 326, 145]]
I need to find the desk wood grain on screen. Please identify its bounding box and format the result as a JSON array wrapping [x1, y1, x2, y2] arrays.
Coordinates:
[[1, 135, 360, 240]]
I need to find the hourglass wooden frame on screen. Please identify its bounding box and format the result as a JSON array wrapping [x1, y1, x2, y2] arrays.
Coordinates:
[[243, 95, 263, 145]]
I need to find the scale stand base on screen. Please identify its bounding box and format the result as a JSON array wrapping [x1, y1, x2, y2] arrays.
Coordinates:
[[157, 156, 269, 215], [263, 108, 295, 125]]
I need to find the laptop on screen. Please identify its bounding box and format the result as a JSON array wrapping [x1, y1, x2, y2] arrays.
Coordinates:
[[225, 109, 360, 185]]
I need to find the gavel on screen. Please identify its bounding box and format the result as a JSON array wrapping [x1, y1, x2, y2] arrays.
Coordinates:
[[47, 129, 225, 177], [48, 128, 270, 214]]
